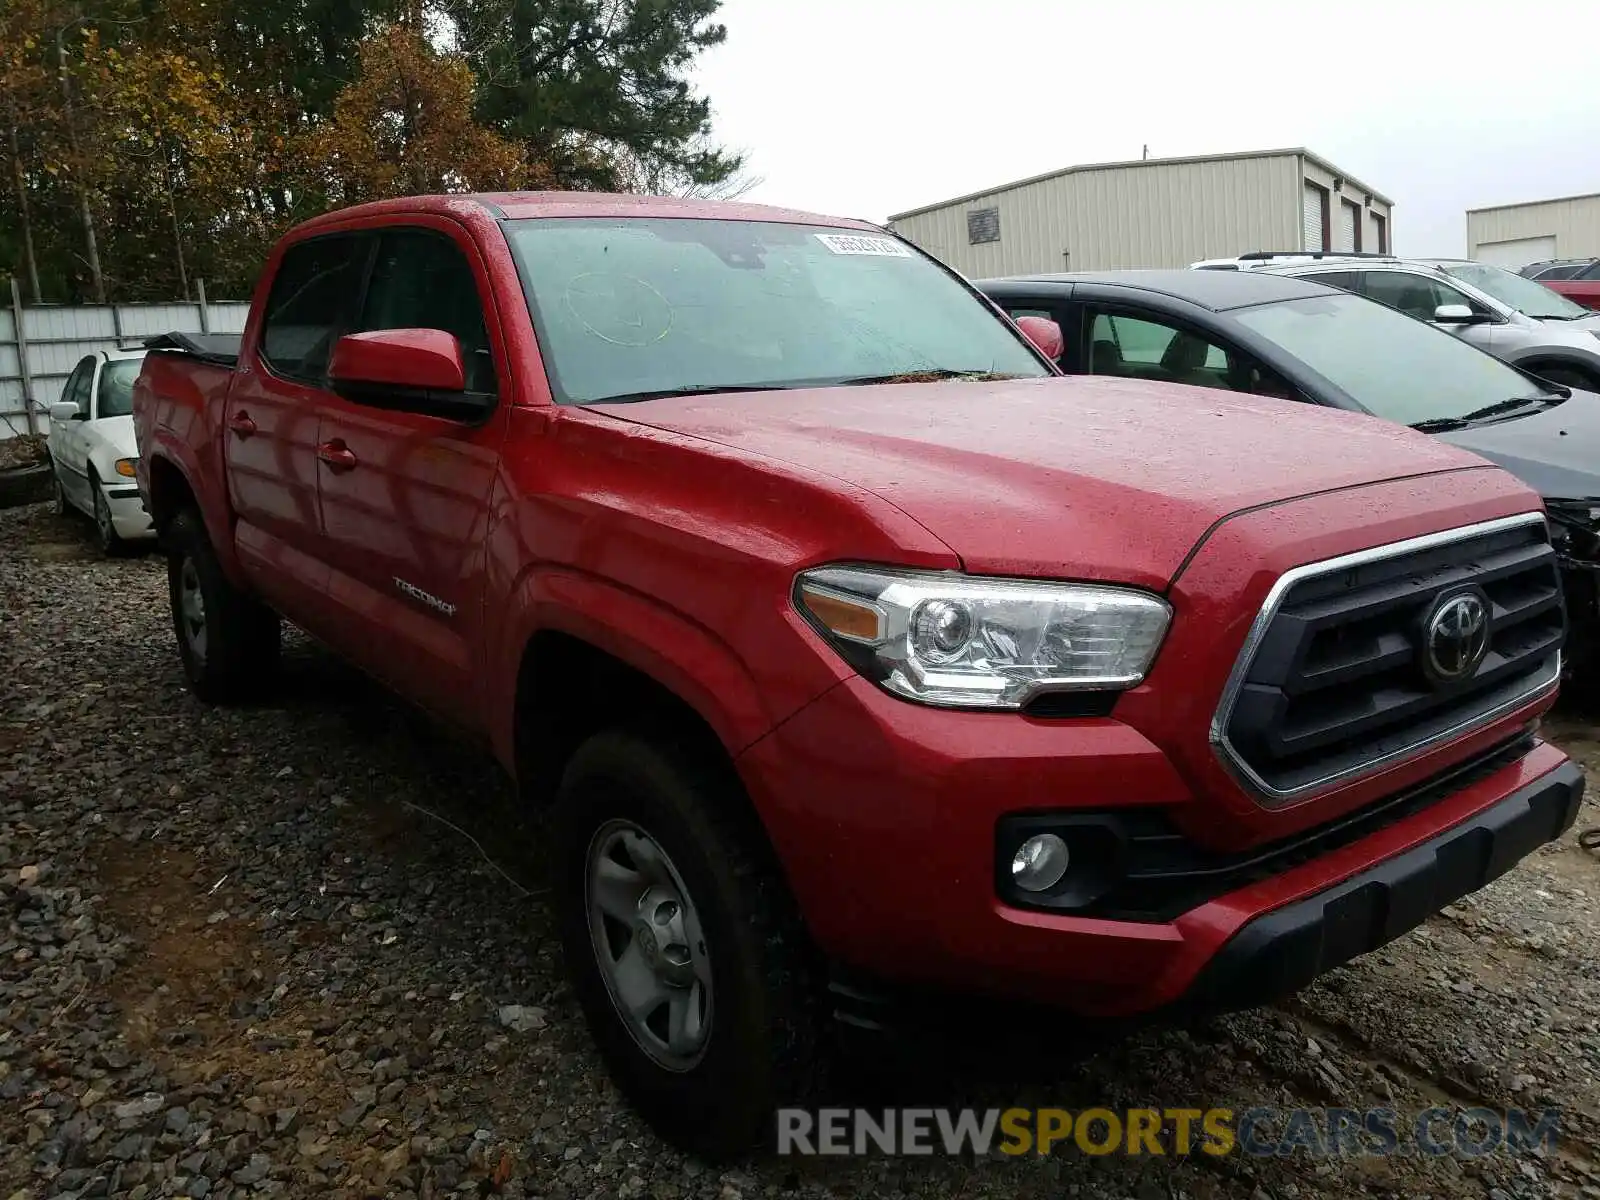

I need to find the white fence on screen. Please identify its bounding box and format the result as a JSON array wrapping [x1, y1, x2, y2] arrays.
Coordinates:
[[2, 279, 251, 438]]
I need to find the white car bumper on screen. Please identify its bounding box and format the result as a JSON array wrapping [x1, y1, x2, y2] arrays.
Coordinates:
[[104, 483, 156, 541]]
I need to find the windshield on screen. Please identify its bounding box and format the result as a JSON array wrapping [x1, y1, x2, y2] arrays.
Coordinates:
[[502, 217, 1050, 403], [1234, 292, 1557, 426], [1438, 261, 1591, 319], [96, 357, 142, 417]]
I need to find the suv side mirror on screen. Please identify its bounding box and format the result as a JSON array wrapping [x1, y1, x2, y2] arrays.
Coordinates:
[[328, 329, 492, 421], [1434, 303, 1486, 325], [1015, 315, 1064, 360]]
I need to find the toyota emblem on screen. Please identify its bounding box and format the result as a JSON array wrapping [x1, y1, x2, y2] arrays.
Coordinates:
[[1422, 590, 1490, 684]]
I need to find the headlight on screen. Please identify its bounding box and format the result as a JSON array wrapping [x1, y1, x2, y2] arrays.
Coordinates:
[[795, 565, 1172, 709], [114, 458, 138, 478]]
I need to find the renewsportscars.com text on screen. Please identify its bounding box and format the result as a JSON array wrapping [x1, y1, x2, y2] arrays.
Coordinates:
[[775, 1106, 1561, 1158]]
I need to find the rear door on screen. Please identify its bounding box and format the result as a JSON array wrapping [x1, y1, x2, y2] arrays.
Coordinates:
[[228, 232, 367, 619], [312, 222, 509, 727]]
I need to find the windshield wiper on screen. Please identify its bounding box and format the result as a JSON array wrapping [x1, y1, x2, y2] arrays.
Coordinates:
[[1410, 393, 1565, 433], [585, 383, 797, 404], [833, 369, 1022, 386]]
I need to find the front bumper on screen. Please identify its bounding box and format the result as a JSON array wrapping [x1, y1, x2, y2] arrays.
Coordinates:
[[104, 484, 156, 541], [1184, 756, 1583, 1011], [738, 672, 1574, 1018]]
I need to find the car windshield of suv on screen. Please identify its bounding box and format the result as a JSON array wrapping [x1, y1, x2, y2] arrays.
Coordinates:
[[1437, 262, 1591, 320], [503, 217, 1051, 403], [96, 358, 142, 417], [1233, 292, 1561, 427]]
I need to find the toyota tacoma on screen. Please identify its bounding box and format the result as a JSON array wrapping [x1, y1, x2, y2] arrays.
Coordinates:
[[132, 193, 1582, 1158]]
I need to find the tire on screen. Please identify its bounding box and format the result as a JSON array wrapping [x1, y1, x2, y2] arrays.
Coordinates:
[[551, 730, 822, 1160], [90, 472, 124, 556], [165, 507, 281, 703], [1530, 365, 1597, 392]]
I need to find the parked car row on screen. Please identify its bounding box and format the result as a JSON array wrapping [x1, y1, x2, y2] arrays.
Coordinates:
[[979, 263, 1600, 672], [118, 193, 1582, 1160], [1520, 256, 1600, 310]]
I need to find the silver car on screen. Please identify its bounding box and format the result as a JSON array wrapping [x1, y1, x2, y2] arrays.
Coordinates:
[[1235, 254, 1600, 392]]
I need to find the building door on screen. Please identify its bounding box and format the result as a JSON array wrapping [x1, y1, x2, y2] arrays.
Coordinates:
[[1303, 182, 1329, 251], [1475, 236, 1556, 270], [1339, 199, 1361, 252]]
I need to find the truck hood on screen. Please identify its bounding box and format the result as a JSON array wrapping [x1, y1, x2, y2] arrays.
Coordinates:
[[1435, 389, 1600, 500], [588, 376, 1498, 588]]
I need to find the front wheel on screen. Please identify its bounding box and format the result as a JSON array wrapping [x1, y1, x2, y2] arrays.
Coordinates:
[[165, 508, 281, 703], [551, 731, 823, 1159], [91, 477, 124, 556]]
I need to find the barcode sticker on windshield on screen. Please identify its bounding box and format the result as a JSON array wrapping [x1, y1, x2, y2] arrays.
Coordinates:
[[815, 233, 912, 257]]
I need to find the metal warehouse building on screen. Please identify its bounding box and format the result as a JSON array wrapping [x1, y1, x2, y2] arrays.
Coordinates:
[[1466, 192, 1600, 269], [886, 148, 1394, 277]]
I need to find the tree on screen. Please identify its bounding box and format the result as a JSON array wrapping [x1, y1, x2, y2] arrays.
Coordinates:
[[308, 21, 543, 205], [437, 0, 743, 191]]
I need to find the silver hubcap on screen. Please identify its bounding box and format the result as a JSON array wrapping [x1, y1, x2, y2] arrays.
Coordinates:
[[179, 558, 207, 663], [586, 820, 712, 1071]]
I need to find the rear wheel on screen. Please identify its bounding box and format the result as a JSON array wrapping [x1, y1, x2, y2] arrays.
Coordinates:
[[165, 507, 280, 702], [551, 730, 823, 1160]]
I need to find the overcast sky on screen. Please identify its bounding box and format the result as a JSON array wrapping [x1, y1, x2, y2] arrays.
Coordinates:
[[693, 0, 1600, 257]]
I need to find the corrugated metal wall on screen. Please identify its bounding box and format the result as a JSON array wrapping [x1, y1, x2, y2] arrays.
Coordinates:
[[892, 153, 1397, 276], [1468, 195, 1600, 262], [890, 154, 1303, 276], [2, 300, 250, 438]]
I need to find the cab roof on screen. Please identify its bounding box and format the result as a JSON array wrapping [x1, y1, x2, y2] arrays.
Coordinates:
[[292, 192, 882, 235], [978, 269, 1342, 312]]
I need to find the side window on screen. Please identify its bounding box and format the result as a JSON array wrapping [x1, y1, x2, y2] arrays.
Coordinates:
[[260, 235, 364, 383], [1306, 270, 1359, 293], [356, 230, 496, 395], [64, 357, 95, 416], [1086, 313, 1238, 393], [1358, 271, 1467, 322], [1578, 262, 1600, 281]]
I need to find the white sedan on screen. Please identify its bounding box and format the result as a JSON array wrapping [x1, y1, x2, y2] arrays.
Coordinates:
[[47, 348, 156, 553]]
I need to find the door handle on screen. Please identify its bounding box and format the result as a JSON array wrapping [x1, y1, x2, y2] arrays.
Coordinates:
[[317, 440, 358, 472], [228, 411, 257, 438]]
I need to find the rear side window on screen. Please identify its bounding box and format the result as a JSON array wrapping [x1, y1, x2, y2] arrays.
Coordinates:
[[1305, 270, 1359, 292], [260, 236, 364, 383], [356, 230, 497, 394]]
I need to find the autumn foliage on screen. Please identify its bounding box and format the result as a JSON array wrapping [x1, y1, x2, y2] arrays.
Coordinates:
[[0, 0, 742, 303]]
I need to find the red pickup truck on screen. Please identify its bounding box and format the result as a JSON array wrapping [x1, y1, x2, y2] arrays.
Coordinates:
[[133, 193, 1582, 1157]]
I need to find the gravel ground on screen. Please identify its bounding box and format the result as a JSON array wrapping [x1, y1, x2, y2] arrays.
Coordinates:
[[5, 498, 1600, 1200]]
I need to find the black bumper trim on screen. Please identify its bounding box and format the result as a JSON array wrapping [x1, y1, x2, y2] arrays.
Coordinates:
[[105, 485, 140, 498], [1184, 759, 1585, 1012]]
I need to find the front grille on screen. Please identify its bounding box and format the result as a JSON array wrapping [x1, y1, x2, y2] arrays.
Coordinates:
[[1213, 513, 1563, 805]]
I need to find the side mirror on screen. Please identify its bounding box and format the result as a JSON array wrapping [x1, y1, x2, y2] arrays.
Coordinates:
[[1015, 315, 1064, 360], [49, 401, 80, 423], [1434, 303, 1481, 324], [327, 329, 491, 421]]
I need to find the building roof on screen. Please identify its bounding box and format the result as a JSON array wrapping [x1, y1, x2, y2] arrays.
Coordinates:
[[888, 148, 1394, 222], [976, 269, 1341, 312], [1467, 190, 1600, 216]]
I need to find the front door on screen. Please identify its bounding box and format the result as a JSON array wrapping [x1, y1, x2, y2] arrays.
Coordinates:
[[1356, 270, 1499, 354], [227, 232, 367, 621], [312, 223, 509, 728], [50, 356, 97, 509]]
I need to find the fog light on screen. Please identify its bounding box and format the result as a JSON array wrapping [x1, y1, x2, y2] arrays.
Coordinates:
[[1010, 833, 1070, 892]]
